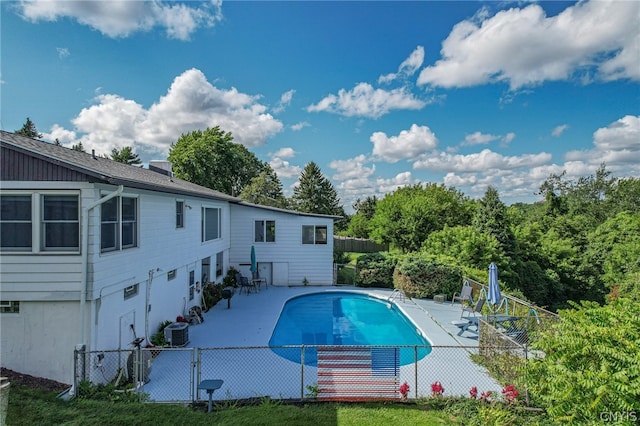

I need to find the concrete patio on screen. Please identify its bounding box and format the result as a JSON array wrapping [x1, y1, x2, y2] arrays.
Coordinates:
[[141, 285, 502, 402]]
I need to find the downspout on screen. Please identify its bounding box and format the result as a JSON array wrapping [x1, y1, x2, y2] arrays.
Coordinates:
[[80, 185, 124, 350]]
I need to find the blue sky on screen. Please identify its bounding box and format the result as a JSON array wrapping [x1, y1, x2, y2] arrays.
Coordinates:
[[2, 1, 639, 211]]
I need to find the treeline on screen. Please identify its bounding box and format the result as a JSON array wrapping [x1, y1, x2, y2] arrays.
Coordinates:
[[340, 165, 639, 311]]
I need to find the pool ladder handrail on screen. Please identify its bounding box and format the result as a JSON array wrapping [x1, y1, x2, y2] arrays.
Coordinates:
[[388, 288, 407, 303]]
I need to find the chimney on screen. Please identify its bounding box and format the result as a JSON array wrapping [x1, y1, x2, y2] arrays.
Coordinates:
[[149, 160, 173, 177], [92, 149, 97, 159]]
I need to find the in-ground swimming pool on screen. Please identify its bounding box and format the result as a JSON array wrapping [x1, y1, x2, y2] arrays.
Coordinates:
[[269, 291, 431, 366]]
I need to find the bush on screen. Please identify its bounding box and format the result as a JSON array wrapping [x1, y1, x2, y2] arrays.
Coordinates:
[[355, 253, 396, 288], [524, 298, 640, 423], [393, 255, 462, 298], [223, 267, 239, 287], [202, 282, 225, 310]]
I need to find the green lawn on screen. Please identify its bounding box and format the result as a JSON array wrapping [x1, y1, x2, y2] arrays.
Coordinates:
[[6, 383, 556, 426]]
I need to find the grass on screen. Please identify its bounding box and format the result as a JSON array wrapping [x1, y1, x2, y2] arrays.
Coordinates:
[[6, 384, 455, 426], [6, 383, 556, 426]]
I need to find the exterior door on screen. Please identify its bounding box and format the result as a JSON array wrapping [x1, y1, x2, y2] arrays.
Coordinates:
[[258, 262, 272, 285]]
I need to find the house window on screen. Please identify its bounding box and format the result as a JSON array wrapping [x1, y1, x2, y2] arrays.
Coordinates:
[[0, 192, 79, 253], [124, 284, 139, 300], [0, 195, 32, 251], [42, 195, 79, 251], [302, 225, 328, 245], [216, 251, 223, 278], [0, 301, 20, 314], [188, 270, 195, 300], [101, 196, 138, 253], [202, 207, 221, 242], [168, 269, 177, 280], [202, 257, 211, 283], [255, 220, 276, 243], [176, 201, 184, 228]]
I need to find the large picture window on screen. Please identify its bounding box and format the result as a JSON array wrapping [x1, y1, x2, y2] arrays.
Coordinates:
[[302, 225, 328, 245], [0, 192, 79, 253], [202, 207, 221, 242], [101, 196, 138, 253], [254, 220, 276, 243]]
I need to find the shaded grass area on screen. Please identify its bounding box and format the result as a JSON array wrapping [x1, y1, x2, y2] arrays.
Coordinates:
[[7, 384, 457, 426]]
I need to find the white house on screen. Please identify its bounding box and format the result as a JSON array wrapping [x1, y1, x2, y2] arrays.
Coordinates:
[[0, 130, 339, 385], [229, 203, 338, 286]]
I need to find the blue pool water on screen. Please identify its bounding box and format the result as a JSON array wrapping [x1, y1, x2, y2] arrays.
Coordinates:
[[269, 292, 431, 366]]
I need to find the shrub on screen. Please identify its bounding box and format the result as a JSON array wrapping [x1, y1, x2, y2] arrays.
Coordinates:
[[223, 267, 239, 287], [523, 297, 640, 423], [393, 254, 462, 298], [355, 253, 396, 288]]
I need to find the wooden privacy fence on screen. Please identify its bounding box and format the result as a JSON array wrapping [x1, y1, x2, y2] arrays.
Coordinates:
[[334, 236, 388, 253]]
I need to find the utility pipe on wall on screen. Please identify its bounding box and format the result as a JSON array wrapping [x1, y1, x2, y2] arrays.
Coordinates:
[[79, 185, 124, 350]]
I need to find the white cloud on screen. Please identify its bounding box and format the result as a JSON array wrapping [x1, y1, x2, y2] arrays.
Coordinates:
[[270, 157, 301, 179], [46, 68, 283, 156], [552, 124, 569, 137], [378, 46, 425, 84], [44, 124, 76, 143], [17, 0, 222, 40], [290, 121, 310, 131], [370, 124, 438, 163], [329, 155, 375, 181], [271, 147, 296, 159], [413, 149, 552, 172], [307, 82, 425, 119], [56, 47, 70, 59], [417, 0, 640, 89], [565, 115, 640, 167], [273, 89, 295, 114], [461, 131, 499, 146], [502, 132, 516, 146], [376, 171, 416, 193]]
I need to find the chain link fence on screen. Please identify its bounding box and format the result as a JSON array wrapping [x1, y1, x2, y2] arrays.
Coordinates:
[[75, 344, 525, 403]]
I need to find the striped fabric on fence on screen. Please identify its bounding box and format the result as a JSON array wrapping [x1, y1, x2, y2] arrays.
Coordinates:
[[317, 346, 400, 401]]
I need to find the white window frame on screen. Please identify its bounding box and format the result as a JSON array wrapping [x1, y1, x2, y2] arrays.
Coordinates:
[[0, 301, 20, 314], [215, 251, 223, 278], [254, 220, 276, 243], [101, 195, 138, 253], [123, 284, 139, 300], [302, 225, 328, 245], [0, 191, 80, 254], [176, 200, 185, 229], [201, 207, 221, 242]]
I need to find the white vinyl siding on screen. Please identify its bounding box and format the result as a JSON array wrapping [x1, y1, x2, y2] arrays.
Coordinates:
[[229, 204, 334, 286]]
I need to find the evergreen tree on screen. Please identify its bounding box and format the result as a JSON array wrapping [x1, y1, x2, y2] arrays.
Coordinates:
[[111, 146, 142, 165], [71, 142, 86, 152], [291, 162, 343, 216], [15, 117, 42, 138], [473, 186, 517, 259]]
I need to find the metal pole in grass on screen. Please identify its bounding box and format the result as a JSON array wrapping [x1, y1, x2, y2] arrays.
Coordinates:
[[300, 346, 305, 399], [414, 346, 418, 399]]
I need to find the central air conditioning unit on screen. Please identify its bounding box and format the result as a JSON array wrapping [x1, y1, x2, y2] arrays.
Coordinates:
[[164, 322, 189, 347]]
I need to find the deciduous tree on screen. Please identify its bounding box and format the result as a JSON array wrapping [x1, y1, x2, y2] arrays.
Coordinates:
[[168, 127, 266, 195], [239, 165, 288, 208]]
